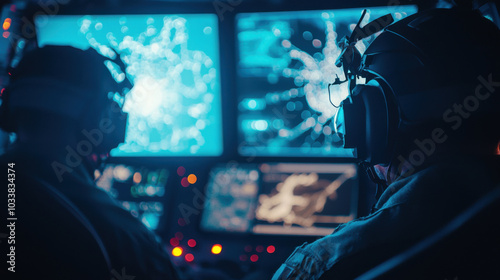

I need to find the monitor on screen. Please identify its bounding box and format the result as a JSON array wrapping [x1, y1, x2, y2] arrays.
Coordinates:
[[95, 164, 169, 230], [201, 162, 358, 236], [35, 14, 223, 156], [200, 164, 260, 233], [236, 5, 418, 157]]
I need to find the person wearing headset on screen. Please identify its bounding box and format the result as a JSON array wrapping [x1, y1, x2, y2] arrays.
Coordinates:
[[0, 46, 178, 279], [273, 4, 500, 280]]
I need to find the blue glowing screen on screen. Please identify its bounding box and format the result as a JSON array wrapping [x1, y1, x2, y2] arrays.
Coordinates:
[[36, 14, 223, 156], [236, 6, 417, 157]]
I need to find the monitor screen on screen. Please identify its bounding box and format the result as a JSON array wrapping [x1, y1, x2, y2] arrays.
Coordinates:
[[200, 164, 260, 233], [95, 164, 169, 230], [236, 6, 417, 157], [36, 14, 223, 156], [201, 162, 358, 236]]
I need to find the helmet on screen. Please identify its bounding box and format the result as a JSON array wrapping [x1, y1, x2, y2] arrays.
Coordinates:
[[337, 8, 500, 165], [0, 45, 131, 154]]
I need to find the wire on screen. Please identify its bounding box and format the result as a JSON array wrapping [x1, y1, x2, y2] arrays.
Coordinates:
[[328, 74, 349, 108], [328, 83, 341, 108]]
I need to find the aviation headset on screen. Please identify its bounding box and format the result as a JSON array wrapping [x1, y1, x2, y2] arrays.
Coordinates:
[[332, 7, 500, 171], [0, 45, 131, 154]]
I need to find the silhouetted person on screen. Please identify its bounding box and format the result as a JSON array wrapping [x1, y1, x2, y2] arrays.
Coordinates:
[[273, 5, 500, 280], [0, 46, 178, 279]]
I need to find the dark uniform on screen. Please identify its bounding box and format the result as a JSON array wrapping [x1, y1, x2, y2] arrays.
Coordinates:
[[273, 156, 500, 279], [1, 144, 179, 279]]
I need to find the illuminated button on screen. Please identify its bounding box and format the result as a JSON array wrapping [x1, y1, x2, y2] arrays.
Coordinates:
[[181, 177, 189, 187], [3, 21, 11, 30], [169, 238, 179, 247], [185, 253, 194, 262], [172, 247, 183, 257], [211, 244, 222, 254], [187, 174, 197, 184], [250, 254, 259, 262], [187, 239, 197, 247], [133, 172, 142, 183], [267, 245, 276, 254]]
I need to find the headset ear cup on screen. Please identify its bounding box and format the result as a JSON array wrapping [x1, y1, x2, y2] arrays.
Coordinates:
[[343, 86, 366, 152], [343, 80, 398, 165], [361, 84, 390, 164], [378, 79, 400, 164]]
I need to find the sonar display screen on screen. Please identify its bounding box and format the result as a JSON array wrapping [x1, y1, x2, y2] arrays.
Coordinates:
[[236, 6, 417, 157], [36, 14, 223, 157]]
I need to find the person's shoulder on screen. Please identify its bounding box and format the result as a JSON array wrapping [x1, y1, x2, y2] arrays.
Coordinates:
[[381, 155, 500, 211], [415, 156, 499, 190], [72, 185, 177, 277]]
